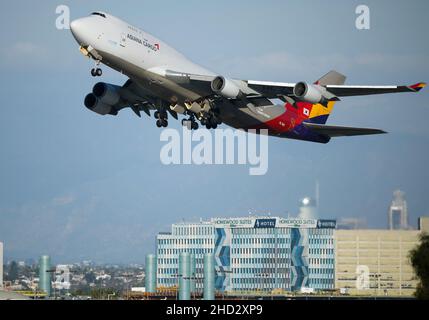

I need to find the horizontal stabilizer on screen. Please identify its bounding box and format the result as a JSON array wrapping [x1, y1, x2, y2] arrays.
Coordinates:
[[303, 122, 386, 137]]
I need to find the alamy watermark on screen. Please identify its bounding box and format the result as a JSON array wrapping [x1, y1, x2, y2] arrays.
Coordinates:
[[160, 128, 269, 176], [356, 265, 370, 290], [55, 5, 70, 30], [355, 5, 370, 30]]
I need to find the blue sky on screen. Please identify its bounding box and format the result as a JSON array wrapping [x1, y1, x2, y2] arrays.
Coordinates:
[[0, 0, 428, 263]]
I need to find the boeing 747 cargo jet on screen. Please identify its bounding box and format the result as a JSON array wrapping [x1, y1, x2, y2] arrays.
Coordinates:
[[70, 12, 426, 143]]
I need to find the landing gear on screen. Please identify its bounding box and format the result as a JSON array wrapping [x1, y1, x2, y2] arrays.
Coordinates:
[[91, 60, 103, 77], [156, 119, 168, 127], [91, 68, 102, 77], [155, 109, 168, 127], [202, 114, 221, 129]]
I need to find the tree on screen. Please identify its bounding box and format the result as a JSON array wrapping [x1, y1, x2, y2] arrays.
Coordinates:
[[409, 233, 429, 299]]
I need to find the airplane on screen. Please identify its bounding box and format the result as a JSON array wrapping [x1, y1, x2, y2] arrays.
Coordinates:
[[70, 12, 426, 144]]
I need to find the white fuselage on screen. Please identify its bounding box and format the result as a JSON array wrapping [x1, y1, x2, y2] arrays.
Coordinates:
[[71, 12, 284, 132]]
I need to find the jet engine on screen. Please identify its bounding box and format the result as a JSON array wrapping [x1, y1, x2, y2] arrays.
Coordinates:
[[92, 82, 121, 105], [293, 82, 326, 104], [211, 76, 242, 99], [84, 93, 117, 115], [83, 82, 124, 115]]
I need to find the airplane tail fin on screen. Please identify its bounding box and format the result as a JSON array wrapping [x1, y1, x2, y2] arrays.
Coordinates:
[[303, 70, 346, 124]]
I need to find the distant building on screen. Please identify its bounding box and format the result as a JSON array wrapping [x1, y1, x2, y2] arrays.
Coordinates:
[[388, 190, 409, 230], [156, 216, 336, 293]]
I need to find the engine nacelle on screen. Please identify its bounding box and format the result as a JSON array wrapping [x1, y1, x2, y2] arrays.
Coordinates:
[[211, 76, 241, 99], [84, 93, 116, 115], [92, 82, 121, 105], [293, 82, 325, 104]]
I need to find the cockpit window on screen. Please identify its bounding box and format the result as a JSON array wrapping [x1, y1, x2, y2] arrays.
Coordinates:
[[91, 12, 106, 18]]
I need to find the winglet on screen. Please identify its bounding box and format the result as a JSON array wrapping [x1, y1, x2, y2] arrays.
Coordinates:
[[409, 82, 426, 92]]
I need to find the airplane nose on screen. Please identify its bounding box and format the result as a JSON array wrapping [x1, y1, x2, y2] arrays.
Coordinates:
[[70, 19, 86, 45]]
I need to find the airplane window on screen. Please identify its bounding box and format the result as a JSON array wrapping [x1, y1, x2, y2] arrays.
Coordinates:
[[91, 12, 106, 18]]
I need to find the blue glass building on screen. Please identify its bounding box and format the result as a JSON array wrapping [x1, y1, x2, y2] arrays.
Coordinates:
[[156, 217, 335, 293]]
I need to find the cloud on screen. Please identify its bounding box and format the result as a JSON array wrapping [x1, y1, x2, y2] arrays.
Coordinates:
[[52, 195, 75, 206], [0, 41, 50, 68]]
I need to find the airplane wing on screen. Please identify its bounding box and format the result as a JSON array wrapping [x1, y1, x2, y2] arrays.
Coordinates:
[[247, 80, 426, 99], [168, 68, 425, 101], [303, 122, 386, 137], [325, 82, 426, 97]]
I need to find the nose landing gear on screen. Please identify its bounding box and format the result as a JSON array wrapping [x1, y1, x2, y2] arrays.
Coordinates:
[[91, 68, 102, 77], [91, 60, 102, 77]]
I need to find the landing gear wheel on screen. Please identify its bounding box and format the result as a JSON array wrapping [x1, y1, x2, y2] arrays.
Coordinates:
[[200, 119, 207, 126], [209, 117, 218, 127], [162, 119, 168, 127], [192, 121, 199, 130], [154, 111, 160, 119], [156, 119, 163, 128], [206, 124, 212, 130], [91, 68, 102, 77], [212, 124, 218, 129]]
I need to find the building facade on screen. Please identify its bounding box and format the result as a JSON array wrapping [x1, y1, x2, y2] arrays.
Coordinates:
[[419, 216, 429, 232], [334, 229, 425, 296], [156, 217, 336, 293]]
